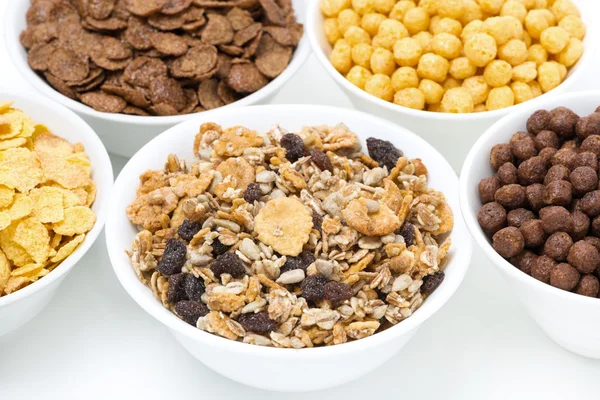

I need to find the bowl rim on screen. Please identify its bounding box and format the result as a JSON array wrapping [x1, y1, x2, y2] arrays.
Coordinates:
[[0, 90, 114, 308], [305, 0, 595, 123], [4, 0, 311, 126], [106, 103, 473, 358], [460, 89, 600, 306]]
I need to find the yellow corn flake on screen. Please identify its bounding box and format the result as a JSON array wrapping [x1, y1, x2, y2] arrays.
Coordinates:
[[0, 185, 14, 208], [0, 137, 27, 150], [50, 234, 85, 263], [3, 276, 28, 294], [4, 194, 33, 221], [0, 249, 10, 293], [28, 186, 65, 223], [39, 157, 91, 189], [13, 217, 51, 264], [0, 212, 10, 231], [52, 206, 96, 236], [0, 110, 24, 139], [0, 147, 44, 192], [0, 101, 13, 113], [11, 263, 44, 278], [84, 181, 96, 207], [17, 115, 35, 138], [33, 131, 74, 158], [0, 225, 34, 267], [49, 233, 63, 249]]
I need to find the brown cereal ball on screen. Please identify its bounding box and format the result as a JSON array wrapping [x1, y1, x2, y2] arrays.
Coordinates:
[[495, 184, 528, 209], [543, 232, 573, 261], [544, 180, 573, 206], [449, 57, 477, 80], [518, 156, 547, 185], [417, 53, 450, 83], [570, 210, 590, 241], [526, 184, 546, 211], [591, 215, 600, 237], [412, 31, 433, 52], [527, 110, 551, 134], [330, 39, 353, 74], [511, 82, 534, 104], [559, 15, 586, 41], [432, 17, 463, 36], [551, 0, 581, 23], [573, 152, 598, 172], [462, 76, 491, 105], [525, 9, 550, 40], [391, 67, 419, 91], [418, 79, 444, 105], [544, 164, 570, 185], [478, 201, 507, 234], [551, 148, 577, 170], [431, 33, 463, 60], [498, 39, 528, 67], [346, 66, 373, 89], [531, 255, 557, 283], [511, 250, 538, 274], [538, 62, 562, 94], [570, 167, 598, 196], [441, 87, 475, 113], [364, 74, 394, 101], [483, 60, 513, 88], [520, 219, 546, 248], [487, 86, 515, 111], [584, 236, 600, 251], [539, 147, 557, 167], [370, 47, 396, 76], [507, 208, 535, 227], [373, 19, 409, 50], [351, 43, 374, 68], [527, 44, 549, 67], [493, 226, 525, 258], [550, 263, 581, 291], [580, 191, 600, 217], [498, 162, 519, 185], [575, 275, 600, 297], [490, 143, 515, 170], [403, 7, 430, 35], [393, 88, 425, 110], [321, 0, 351, 17], [540, 205, 573, 233], [393, 37, 423, 67], [557, 38, 584, 68], [388, 1, 415, 22], [464, 33, 498, 68], [479, 175, 501, 204], [512, 62, 538, 83], [568, 240, 600, 274], [510, 130, 534, 144], [511, 136, 537, 161], [575, 113, 600, 141], [534, 130, 560, 151], [561, 140, 578, 151], [437, 0, 465, 19], [361, 12, 387, 36], [581, 135, 600, 156], [540, 26, 570, 55]]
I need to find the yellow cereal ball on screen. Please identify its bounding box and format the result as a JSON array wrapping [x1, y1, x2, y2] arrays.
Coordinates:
[[393, 37, 423, 67], [365, 73, 394, 100], [417, 53, 450, 82], [539, 9, 556, 26], [512, 61, 538, 82], [483, 16, 521, 46], [540, 26, 570, 54], [501, 0, 527, 23], [450, 57, 478, 79], [460, 0, 484, 25], [403, 7, 430, 35], [393, 88, 426, 109], [391, 67, 420, 90], [549, 61, 567, 80], [461, 20, 484, 40], [559, 15, 586, 40], [463, 75, 491, 104], [537, 61, 562, 92], [474, 103, 488, 112], [477, 0, 504, 14], [346, 65, 373, 89], [321, 0, 351, 17], [441, 87, 475, 113], [344, 26, 371, 46], [527, 44, 548, 66], [418, 0, 438, 15], [373, 19, 409, 49], [557, 38, 583, 67], [330, 39, 353, 74], [464, 33, 498, 67], [361, 13, 387, 36], [428, 103, 445, 112], [522, 31, 532, 47], [551, 0, 580, 22], [413, 31, 434, 52], [389, 1, 416, 21], [529, 80, 543, 97], [431, 33, 463, 60], [432, 17, 463, 36], [352, 0, 375, 15], [352, 42, 374, 67], [429, 16, 442, 34], [373, 0, 395, 14], [419, 79, 445, 104], [437, 0, 465, 19], [443, 77, 463, 91], [337, 9, 361, 35], [486, 86, 515, 110], [525, 10, 550, 40], [370, 47, 396, 75], [498, 39, 528, 66], [324, 18, 343, 45], [510, 81, 534, 104], [484, 60, 513, 87], [535, 0, 548, 8]]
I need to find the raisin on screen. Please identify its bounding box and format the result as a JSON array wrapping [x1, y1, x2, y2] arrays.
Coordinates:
[[178, 219, 202, 241], [421, 271, 445, 295], [174, 300, 209, 325], [366, 137, 403, 170], [211, 238, 231, 256], [280, 133, 306, 162], [237, 311, 277, 334], [324, 281, 353, 303], [210, 252, 246, 278], [167, 273, 187, 303], [156, 238, 187, 276], [183, 273, 205, 302], [300, 274, 328, 301], [243, 182, 262, 203], [311, 149, 333, 172], [312, 212, 323, 231], [280, 250, 316, 274], [397, 223, 415, 246]]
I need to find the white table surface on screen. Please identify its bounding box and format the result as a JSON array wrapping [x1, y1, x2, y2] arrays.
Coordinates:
[[2, 1, 600, 398]]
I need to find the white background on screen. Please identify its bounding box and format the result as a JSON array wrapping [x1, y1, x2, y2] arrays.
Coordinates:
[[2, 1, 600, 399]]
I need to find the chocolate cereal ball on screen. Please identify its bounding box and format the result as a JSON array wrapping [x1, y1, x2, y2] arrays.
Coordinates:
[[567, 240, 600, 274], [573, 151, 598, 171], [517, 156, 546, 185], [561, 140, 579, 151], [526, 183, 546, 211], [534, 130, 560, 151], [510, 131, 534, 144], [495, 184, 527, 209], [507, 208, 535, 228], [584, 236, 600, 251], [492, 227, 525, 258], [551, 148, 578, 170], [479, 176, 501, 204], [575, 275, 600, 297], [511, 136, 537, 161], [510, 250, 537, 275], [543, 180, 573, 206], [531, 255, 557, 283], [539, 206, 573, 234], [544, 164, 570, 185], [570, 166, 598, 196], [543, 232, 573, 261], [571, 210, 590, 242], [581, 135, 600, 156], [579, 190, 600, 216], [478, 202, 507, 234], [591, 215, 600, 237], [538, 147, 558, 167], [520, 219, 546, 248], [550, 263, 580, 291], [547, 107, 579, 139], [575, 113, 600, 141], [497, 163, 518, 185], [527, 109, 551, 134], [490, 143, 514, 171]]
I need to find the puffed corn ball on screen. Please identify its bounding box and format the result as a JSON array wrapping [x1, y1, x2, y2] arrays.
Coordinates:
[[322, 0, 584, 113]]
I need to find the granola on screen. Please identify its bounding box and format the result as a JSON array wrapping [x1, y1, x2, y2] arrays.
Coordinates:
[[126, 122, 453, 347]]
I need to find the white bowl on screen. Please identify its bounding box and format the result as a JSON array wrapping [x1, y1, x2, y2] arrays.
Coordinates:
[[460, 90, 600, 358], [306, 0, 596, 172], [0, 91, 113, 338], [4, 0, 311, 158], [105, 104, 472, 392]]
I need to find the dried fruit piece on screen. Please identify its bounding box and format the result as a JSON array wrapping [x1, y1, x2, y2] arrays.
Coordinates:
[[366, 138, 403, 171], [310, 149, 333, 172], [178, 219, 202, 241], [157, 238, 187, 275], [301, 274, 328, 301], [421, 271, 445, 295], [237, 311, 276, 334], [183, 273, 205, 301], [167, 273, 187, 303], [324, 281, 353, 303], [175, 300, 209, 325], [243, 182, 262, 203], [280, 133, 306, 162], [280, 251, 315, 274], [211, 238, 230, 256], [210, 252, 246, 278]]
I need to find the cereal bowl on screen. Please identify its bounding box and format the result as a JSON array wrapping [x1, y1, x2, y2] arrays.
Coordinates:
[[460, 90, 600, 358], [106, 104, 472, 391], [306, 0, 595, 172], [0, 90, 113, 338], [4, 0, 311, 158]]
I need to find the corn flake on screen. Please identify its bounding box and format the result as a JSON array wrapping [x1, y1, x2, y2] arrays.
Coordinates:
[[4, 194, 33, 221], [0, 212, 10, 231], [0, 185, 13, 208], [0, 249, 9, 293], [0, 147, 44, 192], [13, 217, 51, 264], [52, 206, 96, 236], [50, 234, 85, 263], [29, 186, 65, 223]]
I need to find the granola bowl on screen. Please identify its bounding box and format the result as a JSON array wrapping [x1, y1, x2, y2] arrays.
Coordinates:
[[106, 104, 471, 391], [5, 0, 311, 158], [0, 90, 113, 338]]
